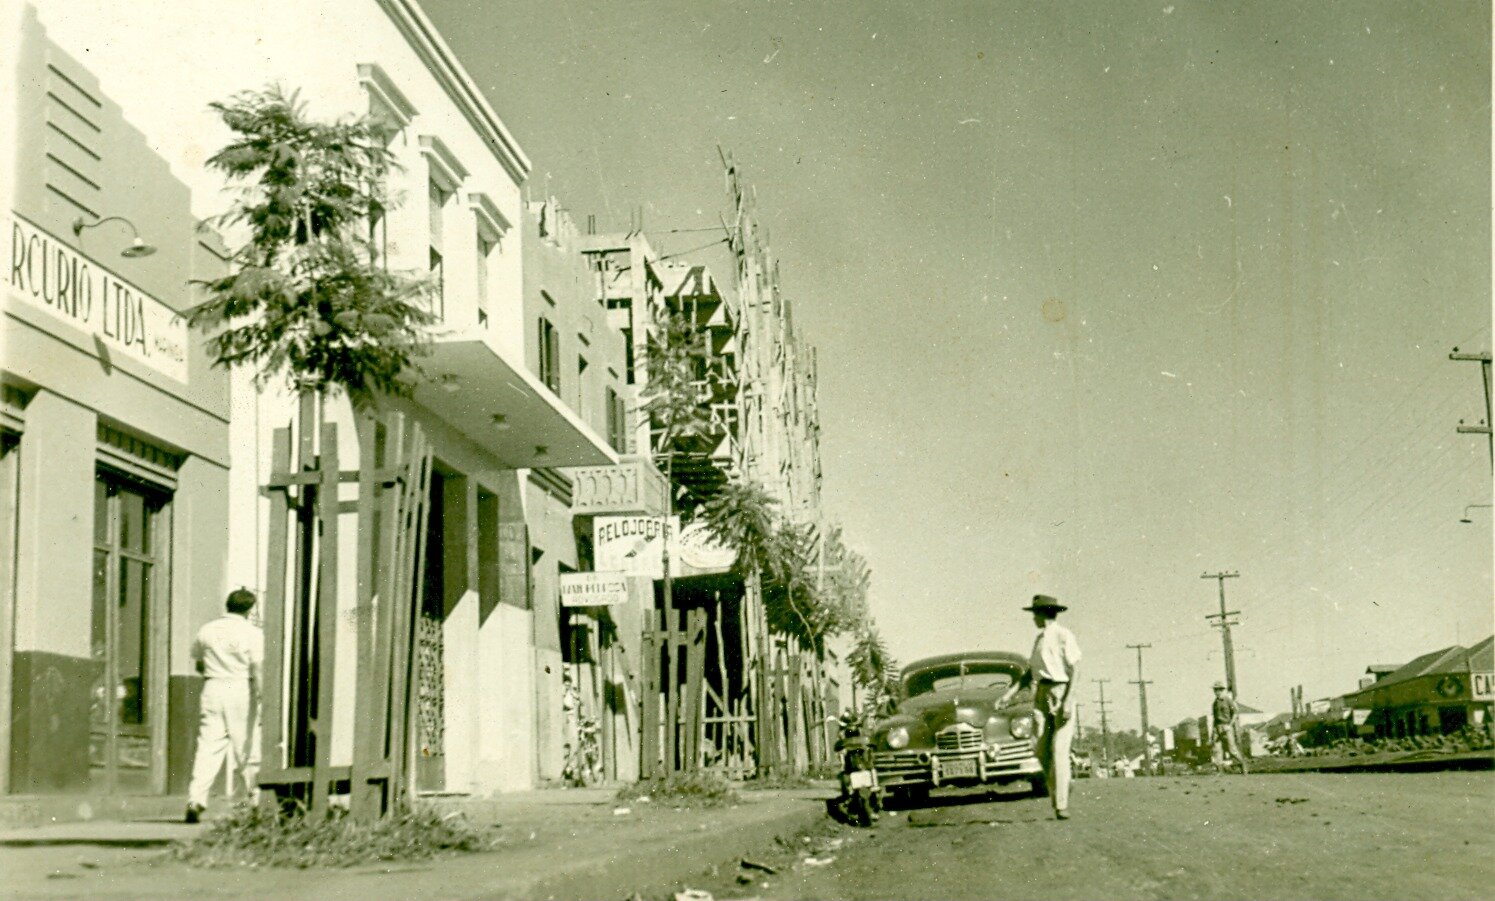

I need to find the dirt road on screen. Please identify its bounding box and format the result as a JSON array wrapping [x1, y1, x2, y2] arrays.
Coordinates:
[[699, 772, 1494, 901]]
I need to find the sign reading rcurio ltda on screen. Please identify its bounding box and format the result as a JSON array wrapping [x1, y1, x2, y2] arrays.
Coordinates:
[[6, 211, 189, 383]]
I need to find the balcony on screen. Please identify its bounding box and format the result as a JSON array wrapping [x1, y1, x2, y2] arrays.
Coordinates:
[[415, 333, 618, 469]]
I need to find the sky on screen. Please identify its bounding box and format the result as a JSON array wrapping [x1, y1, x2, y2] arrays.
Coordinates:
[[422, 0, 1493, 729]]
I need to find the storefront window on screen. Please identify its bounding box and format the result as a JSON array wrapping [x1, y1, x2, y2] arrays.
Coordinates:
[[90, 469, 169, 790]]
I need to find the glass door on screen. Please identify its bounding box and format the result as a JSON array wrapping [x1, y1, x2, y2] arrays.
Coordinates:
[[91, 471, 169, 794]]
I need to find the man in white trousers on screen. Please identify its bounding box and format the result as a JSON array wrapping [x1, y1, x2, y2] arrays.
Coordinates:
[[997, 594, 1082, 820], [186, 588, 263, 823]]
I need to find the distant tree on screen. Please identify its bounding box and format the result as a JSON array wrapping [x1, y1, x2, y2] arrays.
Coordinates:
[[189, 84, 435, 408], [638, 308, 713, 456], [847, 625, 900, 716]]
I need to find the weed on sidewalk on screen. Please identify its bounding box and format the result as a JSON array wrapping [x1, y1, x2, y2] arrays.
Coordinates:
[[169, 804, 497, 869]]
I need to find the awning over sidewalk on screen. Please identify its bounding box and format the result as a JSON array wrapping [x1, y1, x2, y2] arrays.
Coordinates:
[[416, 337, 619, 469]]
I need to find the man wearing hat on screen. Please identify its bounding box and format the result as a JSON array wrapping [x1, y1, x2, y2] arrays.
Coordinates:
[[997, 594, 1082, 820], [1211, 681, 1249, 774]]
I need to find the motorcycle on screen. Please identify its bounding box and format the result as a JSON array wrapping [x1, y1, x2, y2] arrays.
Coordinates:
[[826, 712, 883, 827]]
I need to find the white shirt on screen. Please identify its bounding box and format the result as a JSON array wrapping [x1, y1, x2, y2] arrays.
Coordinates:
[[1028, 622, 1082, 683], [192, 614, 264, 680]]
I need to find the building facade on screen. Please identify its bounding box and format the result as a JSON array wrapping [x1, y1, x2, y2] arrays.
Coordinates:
[[1, 7, 233, 795], [4, 0, 629, 800]]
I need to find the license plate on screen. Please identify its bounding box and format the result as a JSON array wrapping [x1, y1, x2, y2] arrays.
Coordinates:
[[941, 758, 978, 779], [849, 770, 874, 789]]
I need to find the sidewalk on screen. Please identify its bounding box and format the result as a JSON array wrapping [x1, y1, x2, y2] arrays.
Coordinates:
[[0, 787, 830, 901]]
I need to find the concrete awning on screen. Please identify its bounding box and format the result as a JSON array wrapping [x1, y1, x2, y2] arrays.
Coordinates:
[[416, 337, 619, 469]]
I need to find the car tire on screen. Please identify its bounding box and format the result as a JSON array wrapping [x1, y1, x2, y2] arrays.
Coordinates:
[[1029, 777, 1049, 798]]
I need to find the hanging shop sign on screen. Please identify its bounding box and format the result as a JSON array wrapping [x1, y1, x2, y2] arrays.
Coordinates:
[[1472, 672, 1494, 702], [673, 522, 736, 574], [560, 571, 630, 607], [593, 515, 679, 579], [5, 211, 189, 382]]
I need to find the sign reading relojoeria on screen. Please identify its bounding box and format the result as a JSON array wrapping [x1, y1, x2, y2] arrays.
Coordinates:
[[5, 211, 189, 383], [594, 514, 679, 579]]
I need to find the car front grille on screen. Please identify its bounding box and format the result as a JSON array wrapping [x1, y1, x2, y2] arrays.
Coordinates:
[[935, 723, 984, 752]]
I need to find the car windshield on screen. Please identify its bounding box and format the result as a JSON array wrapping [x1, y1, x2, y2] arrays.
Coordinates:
[[906, 661, 1023, 697], [929, 672, 1015, 693]]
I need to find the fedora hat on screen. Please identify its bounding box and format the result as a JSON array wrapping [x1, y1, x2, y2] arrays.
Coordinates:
[[1023, 594, 1068, 613]]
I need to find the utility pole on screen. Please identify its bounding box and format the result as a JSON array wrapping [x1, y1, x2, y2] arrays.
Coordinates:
[[1202, 571, 1241, 697], [1128, 643, 1153, 774], [1450, 347, 1493, 472], [1093, 679, 1112, 768]]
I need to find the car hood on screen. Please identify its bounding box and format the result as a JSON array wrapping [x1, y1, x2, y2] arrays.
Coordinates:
[[872, 688, 1034, 743]]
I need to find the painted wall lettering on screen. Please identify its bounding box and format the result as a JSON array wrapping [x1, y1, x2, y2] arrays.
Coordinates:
[[4, 211, 187, 382]]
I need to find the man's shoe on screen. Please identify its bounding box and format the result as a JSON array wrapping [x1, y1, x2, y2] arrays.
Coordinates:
[[185, 803, 205, 824], [1055, 809, 1071, 820]]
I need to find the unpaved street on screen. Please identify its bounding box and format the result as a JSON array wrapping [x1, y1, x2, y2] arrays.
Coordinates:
[[699, 773, 1494, 901]]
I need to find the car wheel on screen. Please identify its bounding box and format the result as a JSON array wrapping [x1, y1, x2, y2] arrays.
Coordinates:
[[1029, 777, 1049, 798]]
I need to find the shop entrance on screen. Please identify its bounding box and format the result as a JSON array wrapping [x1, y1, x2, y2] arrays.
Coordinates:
[[90, 470, 170, 794]]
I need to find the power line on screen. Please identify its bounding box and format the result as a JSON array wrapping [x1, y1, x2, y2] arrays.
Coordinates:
[[1449, 346, 1493, 472], [1093, 679, 1112, 766], [1127, 643, 1153, 773], [1202, 571, 1241, 697]]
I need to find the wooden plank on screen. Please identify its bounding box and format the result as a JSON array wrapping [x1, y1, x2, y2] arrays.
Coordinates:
[[265, 467, 400, 488], [385, 423, 420, 810], [377, 416, 410, 810], [258, 765, 352, 784], [256, 428, 292, 812], [684, 609, 707, 771], [308, 422, 340, 814], [639, 621, 659, 780], [786, 652, 804, 775], [396, 432, 433, 806], [349, 412, 380, 820], [365, 415, 403, 816], [663, 608, 679, 774]]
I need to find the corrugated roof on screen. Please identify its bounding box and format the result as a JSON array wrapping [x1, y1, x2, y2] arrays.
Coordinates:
[[1353, 635, 1493, 692]]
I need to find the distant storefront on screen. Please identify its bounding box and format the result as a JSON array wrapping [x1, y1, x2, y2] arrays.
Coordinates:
[[2, 9, 231, 795], [1344, 637, 1494, 738]]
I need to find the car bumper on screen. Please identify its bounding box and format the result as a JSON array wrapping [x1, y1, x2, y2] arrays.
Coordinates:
[[873, 740, 1043, 787]]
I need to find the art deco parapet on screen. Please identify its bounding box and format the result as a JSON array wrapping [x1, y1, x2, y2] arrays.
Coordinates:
[[566, 455, 668, 516]]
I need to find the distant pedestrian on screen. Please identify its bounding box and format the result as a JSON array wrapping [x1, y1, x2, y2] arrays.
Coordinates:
[[186, 588, 264, 823], [1211, 681, 1249, 774], [998, 594, 1082, 820]]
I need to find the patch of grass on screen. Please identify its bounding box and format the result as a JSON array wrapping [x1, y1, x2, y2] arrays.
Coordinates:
[[170, 803, 497, 869], [616, 771, 741, 808]]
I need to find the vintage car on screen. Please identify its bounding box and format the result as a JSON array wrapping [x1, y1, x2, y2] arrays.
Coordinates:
[[869, 651, 1045, 800]]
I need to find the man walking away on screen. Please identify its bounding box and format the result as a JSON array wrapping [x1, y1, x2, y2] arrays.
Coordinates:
[[998, 594, 1082, 820], [1211, 681, 1249, 775], [186, 588, 263, 823]]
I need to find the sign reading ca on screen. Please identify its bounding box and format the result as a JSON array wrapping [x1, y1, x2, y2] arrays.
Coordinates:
[[1473, 671, 1494, 702]]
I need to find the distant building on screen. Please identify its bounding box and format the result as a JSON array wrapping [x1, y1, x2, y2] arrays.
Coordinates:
[[1342, 636, 1494, 738]]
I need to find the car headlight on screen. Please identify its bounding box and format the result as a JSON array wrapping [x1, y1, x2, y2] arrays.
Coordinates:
[[885, 726, 910, 749], [1009, 715, 1035, 739]]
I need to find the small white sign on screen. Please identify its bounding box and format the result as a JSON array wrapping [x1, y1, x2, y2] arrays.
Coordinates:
[[560, 571, 630, 607], [5, 211, 189, 382], [1473, 671, 1494, 702], [674, 522, 737, 573]]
